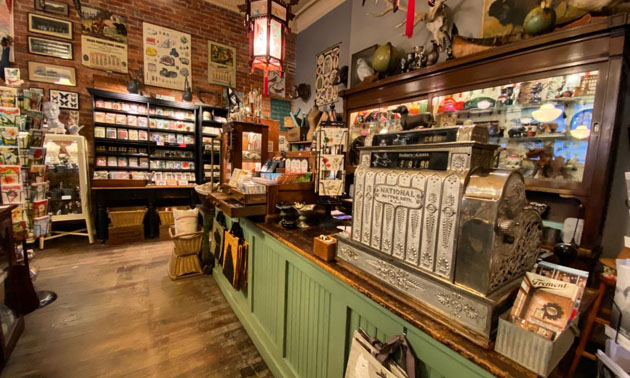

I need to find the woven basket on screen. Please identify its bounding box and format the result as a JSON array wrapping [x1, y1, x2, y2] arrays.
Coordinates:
[[169, 227, 203, 256], [168, 252, 203, 280], [108, 206, 148, 227], [158, 206, 190, 226]]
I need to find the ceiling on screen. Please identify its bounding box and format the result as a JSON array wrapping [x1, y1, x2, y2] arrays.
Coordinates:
[[204, 0, 345, 33]]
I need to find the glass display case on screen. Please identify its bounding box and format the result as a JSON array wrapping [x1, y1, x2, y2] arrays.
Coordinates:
[[42, 134, 94, 247], [349, 98, 429, 141], [431, 70, 597, 189]]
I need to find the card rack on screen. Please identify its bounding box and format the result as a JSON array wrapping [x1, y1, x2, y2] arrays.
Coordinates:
[[197, 105, 228, 186], [88, 88, 226, 185]]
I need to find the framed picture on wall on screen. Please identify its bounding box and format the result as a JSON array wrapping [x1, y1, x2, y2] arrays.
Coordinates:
[[28, 36, 73, 60], [29, 88, 45, 98], [350, 44, 377, 89], [28, 61, 77, 86], [28, 13, 73, 40], [49, 89, 79, 109], [34, 0, 70, 17]]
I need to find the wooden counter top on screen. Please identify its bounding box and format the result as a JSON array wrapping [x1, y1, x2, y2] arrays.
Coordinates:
[[255, 221, 536, 378]]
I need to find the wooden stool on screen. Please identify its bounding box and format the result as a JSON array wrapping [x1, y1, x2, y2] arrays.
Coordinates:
[[566, 250, 629, 378], [167, 228, 204, 280]]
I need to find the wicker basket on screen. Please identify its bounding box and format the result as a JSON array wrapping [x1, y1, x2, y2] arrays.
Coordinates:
[[169, 227, 203, 256], [158, 206, 190, 226], [108, 206, 148, 227]]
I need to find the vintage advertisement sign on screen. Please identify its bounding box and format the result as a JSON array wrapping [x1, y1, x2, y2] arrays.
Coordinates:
[[81, 35, 128, 73], [208, 41, 236, 87]]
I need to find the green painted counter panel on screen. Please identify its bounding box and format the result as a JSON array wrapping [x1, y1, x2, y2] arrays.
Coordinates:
[[213, 216, 497, 378]]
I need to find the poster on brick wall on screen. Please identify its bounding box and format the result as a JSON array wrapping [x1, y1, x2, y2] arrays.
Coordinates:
[[143, 23, 192, 91], [80, 7, 128, 73], [81, 36, 128, 73], [208, 41, 236, 87]]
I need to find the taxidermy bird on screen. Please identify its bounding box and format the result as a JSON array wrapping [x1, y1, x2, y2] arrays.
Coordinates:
[[393, 105, 435, 130], [356, 58, 375, 82]]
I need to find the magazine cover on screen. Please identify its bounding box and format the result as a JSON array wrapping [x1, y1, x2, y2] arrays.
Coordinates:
[[510, 271, 580, 339], [535, 261, 589, 321]]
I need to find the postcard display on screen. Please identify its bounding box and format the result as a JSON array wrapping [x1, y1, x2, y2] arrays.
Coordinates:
[[335, 125, 543, 343], [314, 126, 347, 197], [41, 134, 94, 247], [0, 87, 52, 243], [89, 89, 198, 185]]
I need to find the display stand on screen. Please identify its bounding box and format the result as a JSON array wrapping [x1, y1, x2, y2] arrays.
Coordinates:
[[41, 134, 94, 248]]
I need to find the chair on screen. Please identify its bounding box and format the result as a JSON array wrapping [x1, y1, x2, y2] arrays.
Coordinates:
[[167, 227, 203, 280]]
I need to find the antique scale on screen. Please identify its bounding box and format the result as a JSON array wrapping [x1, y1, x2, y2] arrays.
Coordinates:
[[336, 125, 543, 343]]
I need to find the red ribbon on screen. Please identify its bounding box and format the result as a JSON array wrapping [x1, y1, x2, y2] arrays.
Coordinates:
[[263, 70, 269, 97], [405, 0, 415, 38]]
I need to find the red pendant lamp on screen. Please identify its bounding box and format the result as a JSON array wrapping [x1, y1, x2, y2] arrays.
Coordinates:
[[243, 0, 293, 97]]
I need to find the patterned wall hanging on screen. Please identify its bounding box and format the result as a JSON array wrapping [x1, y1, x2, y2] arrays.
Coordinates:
[[315, 43, 340, 107]]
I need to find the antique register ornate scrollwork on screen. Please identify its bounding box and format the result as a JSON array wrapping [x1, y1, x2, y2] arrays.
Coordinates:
[[336, 125, 542, 343]]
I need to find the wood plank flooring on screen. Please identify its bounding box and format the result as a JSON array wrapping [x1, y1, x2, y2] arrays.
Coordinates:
[[1, 237, 272, 378]]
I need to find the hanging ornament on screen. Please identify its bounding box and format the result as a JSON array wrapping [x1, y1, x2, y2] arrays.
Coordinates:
[[406, 0, 415, 38]]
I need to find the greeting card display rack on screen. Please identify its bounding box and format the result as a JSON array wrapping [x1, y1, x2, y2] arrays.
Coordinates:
[[197, 105, 228, 187], [89, 89, 227, 186]]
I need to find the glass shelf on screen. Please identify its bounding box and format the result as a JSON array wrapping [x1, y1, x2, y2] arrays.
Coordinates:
[[432, 70, 598, 185], [349, 98, 429, 141]]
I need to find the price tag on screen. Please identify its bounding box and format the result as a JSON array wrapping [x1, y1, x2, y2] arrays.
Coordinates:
[[179, 144, 186, 148], [61, 195, 72, 200]]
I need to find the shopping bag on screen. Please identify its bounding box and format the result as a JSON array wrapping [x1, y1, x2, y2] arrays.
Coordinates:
[[222, 230, 240, 286], [345, 329, 415, 378], [210, 212, 226, 262]]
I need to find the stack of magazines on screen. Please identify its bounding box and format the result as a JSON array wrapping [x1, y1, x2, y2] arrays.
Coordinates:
[[509, 261, 588, 341]]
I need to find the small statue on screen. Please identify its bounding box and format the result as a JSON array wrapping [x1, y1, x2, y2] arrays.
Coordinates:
[[356, 58, 375, 82], [419, 46, 428, 67], [42, 102, 66, 134], [426, 40, 439, 66], [401, 56, 409, 73]]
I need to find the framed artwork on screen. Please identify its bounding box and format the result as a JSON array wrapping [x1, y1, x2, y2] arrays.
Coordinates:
[[28, 13, 73, 40], [29, 88, 45, 97], [350, 44, 377, 89], [34, 0, 69, 16], [0, 0, 13, 61], [143, 22, 191, 91], [315, 43, 340, 106], [28, 61, 77, 86], [208, 41, 236, 87], [4, 68, 20, 86], [81, 36, 128, 73], [80, 6, 128, 43], [268, 71, 285, 98], [28, 36, 73, 60], [49, 89, 79, 109]]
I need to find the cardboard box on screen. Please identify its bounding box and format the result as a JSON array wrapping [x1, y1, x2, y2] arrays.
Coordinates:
[[107, 224, 144, 245], [284, 116, 296, 128], [287, 126, 308, 142], [313, 235, 336, 262]]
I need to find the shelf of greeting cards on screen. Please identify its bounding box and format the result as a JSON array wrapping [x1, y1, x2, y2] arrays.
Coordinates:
[[94, 123, 149, 132], [149, 127, 195, 136], [149, 143, 195, 149], [433, 95, 595, 116], [149, 114, 195, 122], [93, 108, 148, 117], [94, 138, 149, 147], [150, 156, 194, 162], [96, 152, 149, 158], [98, 166, 149, 171], [150, 168, 195, 173]]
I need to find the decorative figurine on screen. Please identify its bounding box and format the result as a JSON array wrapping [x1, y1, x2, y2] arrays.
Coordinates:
[[426, 40, 440, 66], [288, 83, 311, 102], [356, 58, 375, 82], [42, 102, 66, 134], [393, 105, 434, 130]]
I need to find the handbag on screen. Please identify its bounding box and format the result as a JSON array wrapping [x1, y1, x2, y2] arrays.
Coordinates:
[[210, 212, 226, 262], [345, 329, 416, 378], [222, 222, 248, 290]]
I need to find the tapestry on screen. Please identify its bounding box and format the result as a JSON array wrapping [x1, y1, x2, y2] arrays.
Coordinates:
[[315, 44, 340, 107], [143, 22, 192, 91]]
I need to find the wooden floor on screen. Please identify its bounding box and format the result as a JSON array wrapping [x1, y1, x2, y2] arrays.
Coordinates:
[[1, 237, 272, 378]]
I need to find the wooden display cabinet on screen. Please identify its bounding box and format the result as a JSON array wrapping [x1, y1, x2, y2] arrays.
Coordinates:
[[341, 15, 630, 255], [220, 121, 269, 184]]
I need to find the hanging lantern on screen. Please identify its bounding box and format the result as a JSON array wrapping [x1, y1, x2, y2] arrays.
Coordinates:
[[243, 0, 291, 96]]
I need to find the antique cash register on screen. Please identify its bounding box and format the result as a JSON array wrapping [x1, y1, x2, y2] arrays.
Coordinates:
[[336, 125, 542, 344]]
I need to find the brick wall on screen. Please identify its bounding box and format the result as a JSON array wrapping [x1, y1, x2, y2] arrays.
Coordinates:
[[10, 0, 296, 156]]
